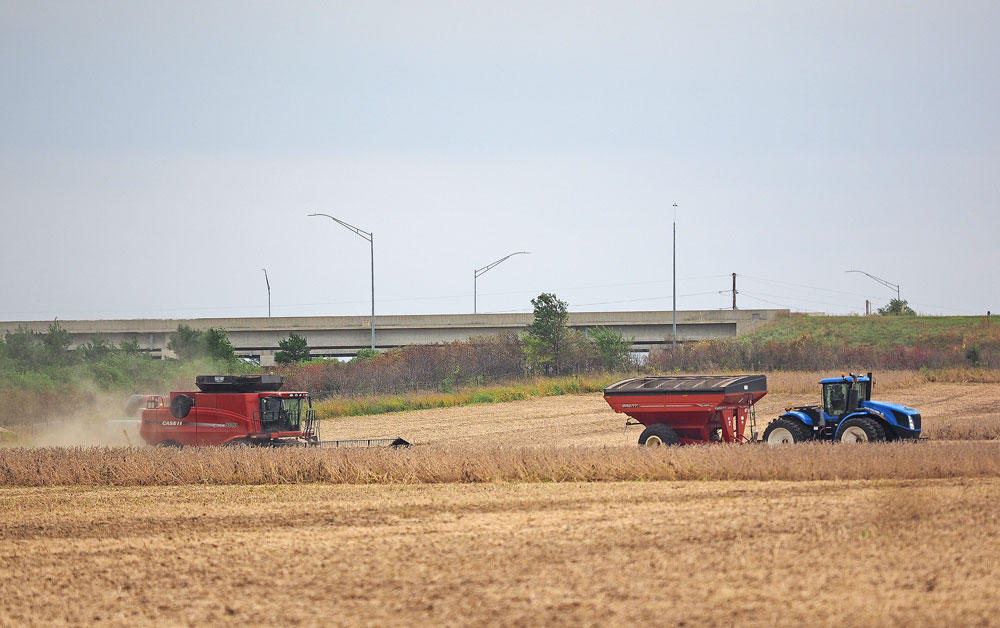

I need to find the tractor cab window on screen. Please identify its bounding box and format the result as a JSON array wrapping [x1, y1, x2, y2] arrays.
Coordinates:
[[824, 383, 849, 417]]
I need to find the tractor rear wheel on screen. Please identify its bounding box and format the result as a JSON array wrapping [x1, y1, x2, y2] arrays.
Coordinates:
[[762, 418, 811, 445], [836, 417, 886, 443], [638, 424, 680, 447]]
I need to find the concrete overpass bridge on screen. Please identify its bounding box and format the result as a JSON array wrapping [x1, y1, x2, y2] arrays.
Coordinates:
[[1, 309, 787, 366]]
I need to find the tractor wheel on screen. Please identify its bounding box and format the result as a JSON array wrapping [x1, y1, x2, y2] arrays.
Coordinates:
[[762, 418, 811, 445], [836, 417, 886, 443], [638, 424, 680, 447]]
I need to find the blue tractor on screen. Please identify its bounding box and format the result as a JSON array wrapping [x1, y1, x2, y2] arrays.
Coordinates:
[[762, 373, 922, 444]]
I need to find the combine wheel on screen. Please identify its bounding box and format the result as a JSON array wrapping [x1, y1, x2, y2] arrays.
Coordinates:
[[836, 417, 886, 443], [762, 418, 811, 445], [638, 424, 680, 447], [157, 440, 183, 448]]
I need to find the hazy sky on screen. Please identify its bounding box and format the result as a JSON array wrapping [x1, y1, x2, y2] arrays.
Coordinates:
[[1, 1, 997, 321]]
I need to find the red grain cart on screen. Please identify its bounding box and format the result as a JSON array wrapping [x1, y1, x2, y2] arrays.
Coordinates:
[[604, 374, 767, 445]]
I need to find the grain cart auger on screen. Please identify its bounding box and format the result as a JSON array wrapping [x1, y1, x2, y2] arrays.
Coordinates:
[[604, 375, 767, 446], [761, 372, 922, 444], [140, 375, 410, 448]]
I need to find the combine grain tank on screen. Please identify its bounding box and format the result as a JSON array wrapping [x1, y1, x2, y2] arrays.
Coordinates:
[[604, 374, 767, 445]]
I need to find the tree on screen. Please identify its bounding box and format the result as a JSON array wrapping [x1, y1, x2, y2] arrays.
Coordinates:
[[524, 293, 570, 373], [167, 325, 236, 362], [351, 347, 378, 363], [2, 325, 41, 370], [77, 335, 114, 362], [590, 326, 633, 371], [205, 328, 237, 362], [118, 337, 142, 355], [167, 324, 205, 360], [877, 299, 916, 316], [275, 332, 311, 364]]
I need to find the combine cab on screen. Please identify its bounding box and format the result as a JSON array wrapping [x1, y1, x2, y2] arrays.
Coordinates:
[[762, 372, 921, 444], [140, 375, 408, 448], [604, 375, 767, 445]]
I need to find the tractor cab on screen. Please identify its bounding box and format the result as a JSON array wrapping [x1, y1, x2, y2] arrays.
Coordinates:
[[821, 375, 871, 419]]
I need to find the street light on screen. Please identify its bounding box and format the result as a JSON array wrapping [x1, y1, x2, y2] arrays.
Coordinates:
[[474, 251, 530, 313], [262, 268, 270, 317], [846, 270, 900, 301], [308, 213, 375, 351]]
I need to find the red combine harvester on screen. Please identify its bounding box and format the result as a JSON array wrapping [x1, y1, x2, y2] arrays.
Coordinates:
[[604, 374, 767, 445], [140, 374, 408, 448]]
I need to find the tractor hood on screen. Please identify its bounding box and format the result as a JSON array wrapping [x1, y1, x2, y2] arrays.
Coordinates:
[[863, 400, 919, 416]]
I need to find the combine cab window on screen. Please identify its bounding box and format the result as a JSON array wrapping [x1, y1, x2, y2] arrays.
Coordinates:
[[259, 397, 303, 432], [282, 398, 303, 431]]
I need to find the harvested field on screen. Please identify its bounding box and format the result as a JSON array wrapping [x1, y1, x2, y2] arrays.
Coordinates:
[[3, 381, 999, 627], [318, 382, 1000, 446], [2, 479, 999, 627]]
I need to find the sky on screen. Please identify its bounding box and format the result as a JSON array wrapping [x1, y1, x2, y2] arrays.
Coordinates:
[[1, 1, 997, 321]]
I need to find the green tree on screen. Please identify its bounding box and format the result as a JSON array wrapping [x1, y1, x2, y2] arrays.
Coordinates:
[[168, 325, 238, 362], [275, 332, 311, 364], [41, 321, 74, 366], [204, 328, 237, 362], [524, 293, 570, 373], [2, 325, 41, 370], [351, 347, 378, 363], [77, 335, 114, 362], [118, 336, 142, 354], [877, 299, 916, 316], [167, 324, 205, 360], [589, 326, 633, 371]]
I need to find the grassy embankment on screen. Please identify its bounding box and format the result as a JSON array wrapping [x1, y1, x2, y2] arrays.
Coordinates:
[[312, 374, 617, 420], [745, 313, 997, 348]]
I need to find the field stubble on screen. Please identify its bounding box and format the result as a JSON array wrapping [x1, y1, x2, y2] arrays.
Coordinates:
[[1, 479, 998, 627]]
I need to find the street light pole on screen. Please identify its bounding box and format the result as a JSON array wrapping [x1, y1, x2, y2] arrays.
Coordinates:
[[846, 269, 900, 301], [474, 251, 530, 314], [262, 268, 270, 317], [309, 213, 376, 352]]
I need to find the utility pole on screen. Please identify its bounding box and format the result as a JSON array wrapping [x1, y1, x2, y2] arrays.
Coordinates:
[[262, 268, 271, 317], [732, 273, 738, 310], [672, 203, 677, 353]]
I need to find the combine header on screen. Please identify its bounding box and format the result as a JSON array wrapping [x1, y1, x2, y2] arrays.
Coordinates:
[[604, 374, 767, 445], [140, 375, 408, 448]]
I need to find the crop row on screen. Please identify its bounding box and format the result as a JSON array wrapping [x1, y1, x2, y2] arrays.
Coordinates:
[[2, 441, 998, 487]]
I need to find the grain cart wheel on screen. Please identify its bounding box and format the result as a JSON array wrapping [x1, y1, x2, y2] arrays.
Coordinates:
[[638, 424, 680, 447], [836, 417, 886, 443], [169, 394, 194, 419], [762, 418, 811, 445]]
